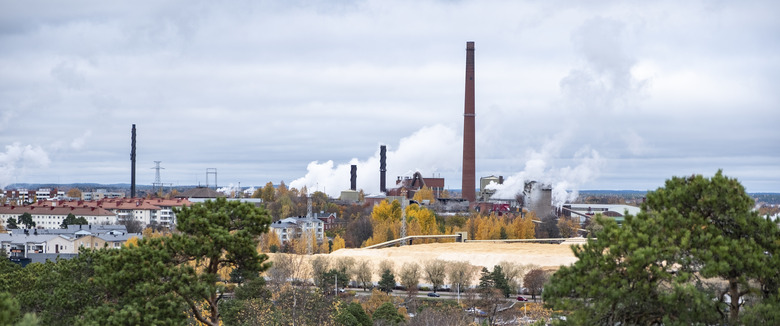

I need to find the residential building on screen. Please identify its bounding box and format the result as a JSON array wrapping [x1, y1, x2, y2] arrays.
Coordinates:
[[27, 198, 191, 229], [313, 212, 344, 231], [268, 216, 325, 245], [1, 224, 140, 260], [82, 189, 125, 200], [0, 205, 117, 229]]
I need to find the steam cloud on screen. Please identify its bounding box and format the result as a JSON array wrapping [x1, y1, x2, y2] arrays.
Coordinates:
[[0, 143, 51, 190], [290, 124, 460, 197], [487, 146, 604, 207]]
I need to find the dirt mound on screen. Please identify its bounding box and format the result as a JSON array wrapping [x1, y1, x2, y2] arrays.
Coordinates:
[[329, 242, 578, 271]]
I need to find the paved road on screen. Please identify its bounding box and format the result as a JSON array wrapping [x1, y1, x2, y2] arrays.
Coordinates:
[[350, 288, 537, 303]]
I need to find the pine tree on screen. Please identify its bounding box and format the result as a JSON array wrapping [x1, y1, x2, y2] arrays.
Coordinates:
[[545, 171, 780, 325], [378, 269, 396, 293]]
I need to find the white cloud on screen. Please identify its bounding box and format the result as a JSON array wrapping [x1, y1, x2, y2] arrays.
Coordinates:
[[0, 143, 51, 189], [0, 0, 778, 192]]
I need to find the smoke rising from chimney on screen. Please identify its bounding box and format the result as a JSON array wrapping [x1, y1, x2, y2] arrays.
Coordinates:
[[290, 124, 460, 197], [486, 146, 604, 207]]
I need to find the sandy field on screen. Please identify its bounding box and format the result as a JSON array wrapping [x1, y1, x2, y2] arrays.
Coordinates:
[[329, 242, 579, 272]]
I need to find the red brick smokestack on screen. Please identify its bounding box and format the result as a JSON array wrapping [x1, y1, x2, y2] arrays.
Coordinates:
[[462, 41, 476, 203]]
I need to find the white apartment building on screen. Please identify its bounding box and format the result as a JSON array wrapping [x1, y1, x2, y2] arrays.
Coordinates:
[[0, 205, 117, 229], [269, 215, 325, 245]]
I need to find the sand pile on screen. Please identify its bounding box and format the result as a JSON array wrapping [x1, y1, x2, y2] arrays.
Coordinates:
[[329, 242, 578, 271]]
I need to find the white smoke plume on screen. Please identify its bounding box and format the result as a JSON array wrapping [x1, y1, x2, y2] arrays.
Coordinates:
[[217, 184, 257, 197], [488, 147, 604, 207], [0, 143, 51, 190], [290, 124, 461, 197]]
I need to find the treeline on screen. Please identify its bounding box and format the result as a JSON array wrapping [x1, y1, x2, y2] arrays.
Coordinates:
[[254, 253, 554, 325], [0, 196, 556, 325], [1, 198, 271, 326]]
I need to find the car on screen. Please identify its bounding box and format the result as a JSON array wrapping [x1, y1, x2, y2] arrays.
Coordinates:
[[516, 296, 528, 302], [427, 292, 440, 297], [465, 307, 487, 316]]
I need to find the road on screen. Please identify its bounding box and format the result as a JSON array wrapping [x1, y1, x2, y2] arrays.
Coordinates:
[[350, 288, 537, 303]]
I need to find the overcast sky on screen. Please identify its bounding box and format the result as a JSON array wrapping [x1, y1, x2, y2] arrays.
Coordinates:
[[1, 0, 778, 199]]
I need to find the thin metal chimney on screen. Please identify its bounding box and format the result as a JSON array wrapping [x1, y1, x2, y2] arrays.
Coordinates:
[[462, 42, 476, 203], [350, 165, 357, 191], [380, 145, 387, 193], [131, 124, 136, 198]]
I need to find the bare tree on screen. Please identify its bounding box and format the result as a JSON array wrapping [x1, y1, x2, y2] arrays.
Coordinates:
[[117, 218, 143, 233], [498, 261, 522, 294], [557, 216, 580, 238], [399, 262, 421, 298], [310, 255, 331, 290], [423, 259, 447, 293], [517, 264, 540, 293], [477, 287, 505, 325], [524, 268, 550, 301], [353, 259, 374, 291], [345, 215, 373, 247], [377, 259, 394, 275], [333, 256, 356, 286], [447, 261, 477, 302], [268, 253, 294, 286]]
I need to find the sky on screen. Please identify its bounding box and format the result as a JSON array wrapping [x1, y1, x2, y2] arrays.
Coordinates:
[[1, 0, 778, 200]]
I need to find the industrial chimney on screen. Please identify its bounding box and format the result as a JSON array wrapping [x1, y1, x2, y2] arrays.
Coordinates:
[[130, 124, 136, 198], [462, 42, 476, 203], [380, 145, 387, 193], [350, 165, 357, 191]]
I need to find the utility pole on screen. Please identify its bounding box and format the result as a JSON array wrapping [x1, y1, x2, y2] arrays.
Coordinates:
[[400, 189, 408, 245], [152, 161, 164, 196], [307, 196, 313, 254]]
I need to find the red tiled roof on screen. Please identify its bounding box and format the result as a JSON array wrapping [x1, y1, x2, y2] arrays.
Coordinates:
[[0, 205, 115, 216]]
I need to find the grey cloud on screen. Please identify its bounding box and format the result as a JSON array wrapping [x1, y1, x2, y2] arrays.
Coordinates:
[[0, 0, 778, 192]]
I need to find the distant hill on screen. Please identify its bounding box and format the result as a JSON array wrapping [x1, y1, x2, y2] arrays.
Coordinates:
[[5, 184, 779, 205]]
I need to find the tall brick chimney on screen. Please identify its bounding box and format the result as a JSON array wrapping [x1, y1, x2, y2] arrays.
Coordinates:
[[462, 42, 476, 203]]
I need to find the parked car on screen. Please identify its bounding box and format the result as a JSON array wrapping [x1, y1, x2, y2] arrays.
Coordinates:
[[517, 296, 528, 302], [465, 307, 487, 316], [427, 292, 440, 297]]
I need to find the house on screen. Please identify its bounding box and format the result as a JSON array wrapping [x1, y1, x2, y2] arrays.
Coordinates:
[[1, 225, 141, 260], [312, 212, 344, 231]]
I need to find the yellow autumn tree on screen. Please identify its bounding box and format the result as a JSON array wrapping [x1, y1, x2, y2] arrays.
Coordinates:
[[475, 214, 493, 240], [406, 204, 438, 235], [332, 234, 346, 252], [439, 189, 450, 199], [412, 186, 435, 203], [123, 236, 140, 247], [268, 233, 282, 252], [371, 199, 402, 222], [363, 200, 403, 247], [519, 211, 538, 239], [319, 239, 330, 254], [362, 220, 400, 247]]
